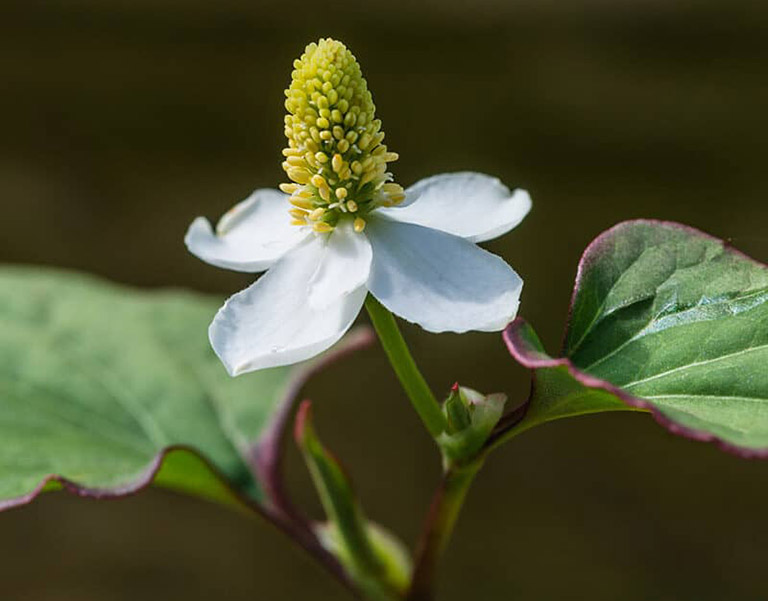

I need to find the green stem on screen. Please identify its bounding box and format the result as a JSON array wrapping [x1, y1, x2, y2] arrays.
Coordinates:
[[364, 296, 447, 439], [406, 460, 483, 600]]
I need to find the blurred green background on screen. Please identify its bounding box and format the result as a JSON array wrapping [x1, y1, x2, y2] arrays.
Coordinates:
[[2, 1, 767, 599]]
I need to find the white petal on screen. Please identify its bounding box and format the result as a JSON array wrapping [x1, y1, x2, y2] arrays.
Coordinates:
[[209, 236, 367, 375], [308, 221, 372, 309], [377, 172, 531, 243], [366, 217, 523, 333], [185, 189, 308, 273]]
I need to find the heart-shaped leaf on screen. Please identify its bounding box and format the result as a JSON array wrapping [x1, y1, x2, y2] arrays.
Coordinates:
[[0, 266, 371, 511], [501, 220, 768, 457]]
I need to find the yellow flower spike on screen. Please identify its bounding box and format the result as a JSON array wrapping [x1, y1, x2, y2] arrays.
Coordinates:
[[282, 38, 401, 232]]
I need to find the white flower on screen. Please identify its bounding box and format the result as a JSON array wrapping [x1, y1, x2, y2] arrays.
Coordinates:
[[184, 39, 531, 375], [186, 172, 530, 375]]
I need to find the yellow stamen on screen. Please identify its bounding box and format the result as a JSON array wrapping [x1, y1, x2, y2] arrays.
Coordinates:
[[289, 196, 314, 210], [358, 133, 372, 150], [353, 217, 366, 233], [332, 153, 344, 173], [311, 174, 327, 188], [382, 152, 399, 162], [313, 222, 334, 233], [287, 167, 311, 184], [382, 183, 403, 194]]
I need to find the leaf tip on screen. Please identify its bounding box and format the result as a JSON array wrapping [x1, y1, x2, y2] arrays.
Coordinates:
[[294, 399, 314, 447]]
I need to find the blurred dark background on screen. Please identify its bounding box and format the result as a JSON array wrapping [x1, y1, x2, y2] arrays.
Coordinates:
[[2, 1, 767, 599]]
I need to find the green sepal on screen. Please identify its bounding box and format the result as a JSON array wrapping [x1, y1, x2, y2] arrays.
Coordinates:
[[438, 385, 507, 464], [317, 521, 412, 599]]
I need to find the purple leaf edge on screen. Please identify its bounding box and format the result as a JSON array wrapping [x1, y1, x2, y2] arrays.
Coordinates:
[[250, 326, 375, 523], [0, 444, 257, 513], [504, 218, 768, 460], [0, 327, 375, 513], [0, 326, 375, 595]]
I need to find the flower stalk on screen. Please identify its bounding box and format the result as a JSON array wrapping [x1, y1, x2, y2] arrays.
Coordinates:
[[407, 459, 483, 600], [184, 35, 533, 601], [364, 296, 447, 439]]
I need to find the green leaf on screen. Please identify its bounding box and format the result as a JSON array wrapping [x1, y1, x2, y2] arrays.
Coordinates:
[[0, 266, 370, 511], [502, 220, 768, 456], [295, 401, 411, 600]]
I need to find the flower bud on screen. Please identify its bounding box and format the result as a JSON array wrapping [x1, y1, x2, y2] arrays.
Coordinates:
[[438, 384, 507, 464]]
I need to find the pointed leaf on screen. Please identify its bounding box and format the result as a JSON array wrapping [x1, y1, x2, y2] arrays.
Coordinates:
[[295, 401, 411, 599], [502, 221, 768, 457], [0, 266, 370, 511]]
